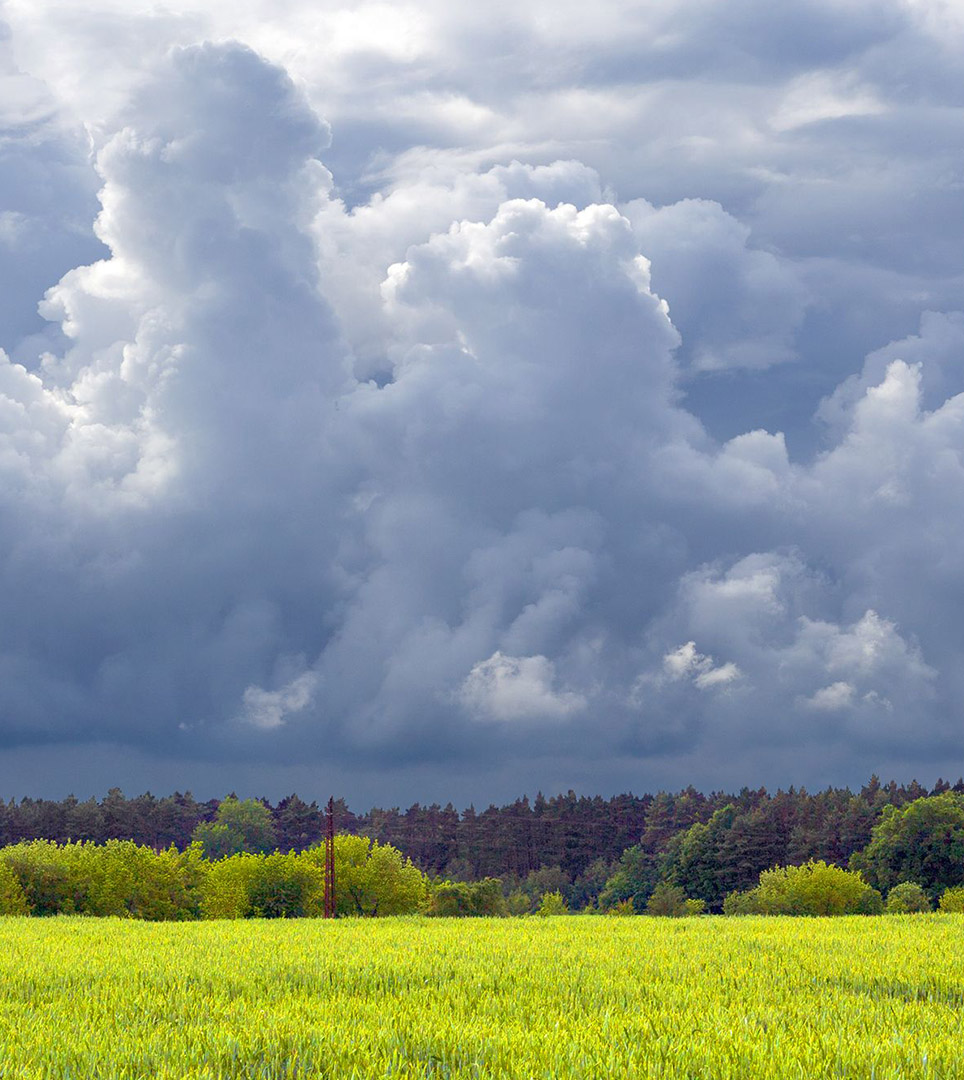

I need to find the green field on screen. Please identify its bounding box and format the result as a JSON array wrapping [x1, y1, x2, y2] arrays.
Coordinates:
[[1, 915, 962, 1079]]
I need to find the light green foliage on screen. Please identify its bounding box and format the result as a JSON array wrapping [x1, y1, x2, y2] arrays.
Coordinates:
[[535, 890, 568, 916], [851, 792, 964, 896], [723, 889, 764, 916], [198, 853, 261, 919], [886, 882, 931, 913], [2, 916, 964, 1077], [313, 834, 427, 917], [201, 836, 423, 919], [0, 862, 28, 915], [250, 851, 325, 918], [939, 885, 964, 913], [725, 860, 882, 916], [0, 839, 206, 919], [0, 835, 424, 921], [192, 797, 277, 858]]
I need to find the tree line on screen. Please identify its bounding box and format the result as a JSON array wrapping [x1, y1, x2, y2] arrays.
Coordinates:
[[2, 792, 964, 919], [3, 777, 964, 911], [0, 775, 957, 877]]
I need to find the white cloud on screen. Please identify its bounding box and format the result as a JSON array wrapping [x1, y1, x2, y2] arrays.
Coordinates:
[[770, 72, 886, 132], [241, 672, 318, 731], [803, 681, 855, 711], [460, 651, 585, 722], [660, 642, 741, 690]]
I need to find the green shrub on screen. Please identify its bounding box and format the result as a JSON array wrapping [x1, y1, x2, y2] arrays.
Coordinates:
[[723, 889, 763, 916], [425, 878, 507, 917], [725, 861, 881, 916], [199, 854, 261, 919], [535, 890, 568, 916], [0, 841, 86, 915], [645, 881, 702, 917], [605, 898, 635, 916], [886, 881, 931, 914], [0, 861, 28, 915], [250, 852, 325, 918], [505, 889, 531, 916], [939, 885, 964, 913]]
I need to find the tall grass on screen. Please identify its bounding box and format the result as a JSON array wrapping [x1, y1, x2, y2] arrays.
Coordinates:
[[1, 914, 962, 1078]]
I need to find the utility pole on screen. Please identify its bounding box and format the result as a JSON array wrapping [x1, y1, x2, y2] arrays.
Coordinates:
[[324, 795, 336, 918]]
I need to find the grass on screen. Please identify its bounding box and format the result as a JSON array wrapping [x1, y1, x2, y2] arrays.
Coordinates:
[[1, 914, 962, 1078]]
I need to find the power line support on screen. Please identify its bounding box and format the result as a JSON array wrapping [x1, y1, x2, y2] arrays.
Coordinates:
[[324, 795, 336, 918]]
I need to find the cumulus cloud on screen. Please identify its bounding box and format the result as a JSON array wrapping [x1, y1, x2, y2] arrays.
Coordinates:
[[460, 652, 585, 722], [241, 672, 319, 731], [1, 4, 964, 800], [623, 197, 808, 372], [659, 643, 742, 690], [803, 682, 857, 712]]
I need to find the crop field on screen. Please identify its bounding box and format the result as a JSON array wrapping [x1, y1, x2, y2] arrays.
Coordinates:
[[1, 915, 962, 1079]]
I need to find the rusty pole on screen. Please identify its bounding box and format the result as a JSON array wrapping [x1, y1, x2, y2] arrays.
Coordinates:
[[324, 795, 336, 918]]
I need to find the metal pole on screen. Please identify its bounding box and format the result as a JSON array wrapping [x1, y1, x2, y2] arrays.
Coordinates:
[[324, 795, 336, 918]]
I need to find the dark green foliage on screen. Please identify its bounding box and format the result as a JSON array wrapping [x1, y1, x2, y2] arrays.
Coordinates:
[[598, 845, 659, 912], [272, 794, 324, 852], [850, 793, 964, 898], [645, 881, 705, 917], [425, 878, 507, 917]]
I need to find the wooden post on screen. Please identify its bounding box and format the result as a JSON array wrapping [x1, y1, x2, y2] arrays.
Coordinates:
[[324, 795, 336, 918]]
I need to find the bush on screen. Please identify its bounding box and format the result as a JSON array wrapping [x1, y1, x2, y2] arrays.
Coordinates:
[[250, 852, 324, 918], [505, 889, 531, 916], [886, 881, 931, 914], [0, 841, 84, 915], [199, 854, 261, 919], [535, 890, 568, 916], [725, 861, 881, 916], [645, 881, 703, 917], [425, 878, 507, 917], [939, 885, 964, 913], [723, 889, 763, 916], [605, 898, 635, 916], [0, 839, 207, 919], [0, 862, 28, 915], [302, 835, 426, 917]]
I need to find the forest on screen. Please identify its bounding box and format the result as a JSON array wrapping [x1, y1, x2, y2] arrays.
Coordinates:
[[1, 776, 964, 916]]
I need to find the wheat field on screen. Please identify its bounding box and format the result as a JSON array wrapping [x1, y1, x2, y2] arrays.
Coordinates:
[[1, 914, 962, 1078]]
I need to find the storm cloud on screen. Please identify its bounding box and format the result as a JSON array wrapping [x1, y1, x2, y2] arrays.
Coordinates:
[[1, 0, 963, 804]]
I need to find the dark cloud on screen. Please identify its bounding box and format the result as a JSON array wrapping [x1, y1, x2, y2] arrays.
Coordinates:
[[1, 5, 963, 802]]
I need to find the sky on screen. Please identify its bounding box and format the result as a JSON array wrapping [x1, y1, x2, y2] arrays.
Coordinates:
[[1, 0, 963, 808]]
